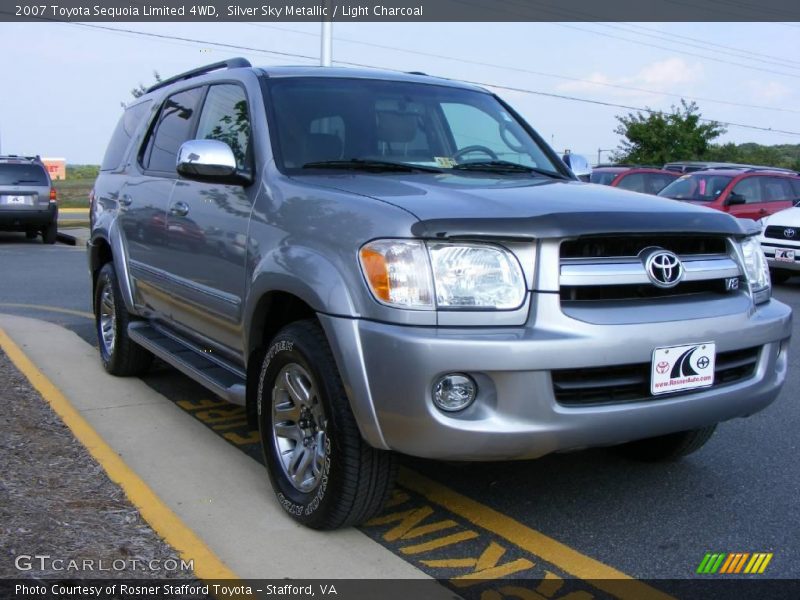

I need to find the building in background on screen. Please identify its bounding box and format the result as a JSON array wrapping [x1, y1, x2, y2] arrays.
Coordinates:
[[42, 157, 66, 180]]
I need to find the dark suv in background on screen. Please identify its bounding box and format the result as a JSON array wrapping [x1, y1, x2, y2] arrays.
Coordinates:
[[590, 165, 679, 195], [0, 155, 58, 243]]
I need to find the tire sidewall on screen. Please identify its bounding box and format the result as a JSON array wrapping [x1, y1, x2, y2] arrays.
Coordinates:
[[257, 330, 341, 528], [94, 264, 121, 371]]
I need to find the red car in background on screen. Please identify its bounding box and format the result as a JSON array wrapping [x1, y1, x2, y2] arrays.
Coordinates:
[[590, 166, 680, 195], [657, 168, 800, 220]]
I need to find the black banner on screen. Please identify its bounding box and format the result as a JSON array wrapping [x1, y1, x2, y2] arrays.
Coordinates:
[[4, 0, 800, 22]]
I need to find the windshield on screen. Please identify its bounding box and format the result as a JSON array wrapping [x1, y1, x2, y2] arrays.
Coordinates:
[[266, 77, 563, 176], [0, 163, 49, 186], [658, 173, 733, 202], [590, 171, 619, 185]]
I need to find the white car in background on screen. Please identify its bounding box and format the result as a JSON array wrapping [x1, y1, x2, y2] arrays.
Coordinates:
[[760, 205, 800, 284]]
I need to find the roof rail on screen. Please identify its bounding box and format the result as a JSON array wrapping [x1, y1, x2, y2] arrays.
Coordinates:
[[406, 71, 429, 76], [146, 58, 252, 94]]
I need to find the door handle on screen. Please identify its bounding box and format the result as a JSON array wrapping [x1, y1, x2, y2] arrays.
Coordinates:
[[119, 194, 133, 207], [169, 201, 190, 217]]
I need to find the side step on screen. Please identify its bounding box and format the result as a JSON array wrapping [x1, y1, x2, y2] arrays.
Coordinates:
[[128, 321, 246, 406]]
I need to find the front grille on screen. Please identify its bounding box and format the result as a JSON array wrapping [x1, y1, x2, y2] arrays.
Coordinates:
[[764, 225, 799, 241], [559, 234, 740, 303], [561, 235, 728, 259], [552, 346, 760, 406]]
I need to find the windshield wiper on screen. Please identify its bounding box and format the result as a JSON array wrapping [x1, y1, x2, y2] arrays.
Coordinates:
[[302, 159, 443, 173], [452, 160, 568, 179]]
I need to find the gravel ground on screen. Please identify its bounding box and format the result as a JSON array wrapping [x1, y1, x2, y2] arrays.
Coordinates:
[[0, 349, 195, 579]]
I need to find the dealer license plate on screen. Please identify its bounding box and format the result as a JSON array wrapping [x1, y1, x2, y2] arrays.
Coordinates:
[[651, 342, 716, 395], [775, 248, 795, 263], [1, 195, 30, 205]]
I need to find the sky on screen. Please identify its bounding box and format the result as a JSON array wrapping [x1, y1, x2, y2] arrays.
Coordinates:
[[0, 21, 798, 164]]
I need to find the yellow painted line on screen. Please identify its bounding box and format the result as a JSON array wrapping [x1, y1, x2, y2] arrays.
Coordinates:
[[60, 207, 89, 213], [399, 467, 675, 600], [0, 327, 238, 581], [0, 303, 93, 320]]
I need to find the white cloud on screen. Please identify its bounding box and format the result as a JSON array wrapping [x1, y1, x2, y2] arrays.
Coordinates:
[[556, 58, 704, 99], [745, 80, 791, 103]]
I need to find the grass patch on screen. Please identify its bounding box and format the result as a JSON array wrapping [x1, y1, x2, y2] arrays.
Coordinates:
[[53, 179, 94, 208]]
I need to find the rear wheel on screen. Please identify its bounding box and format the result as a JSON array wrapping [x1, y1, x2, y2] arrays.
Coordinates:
[[94, 262, 152, 376], [770, 268, 792, 285], [258, 320, 396, 529], [42, 220, 57, 244], [615, 425, 716, 462]]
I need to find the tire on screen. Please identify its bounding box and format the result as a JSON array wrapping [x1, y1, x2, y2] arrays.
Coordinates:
[[42, 220, 57, 244], [258, 319, 396, 529], [770, 269, 792, 285], [615, 425, 716, 462], [94, 262, 153, 376]]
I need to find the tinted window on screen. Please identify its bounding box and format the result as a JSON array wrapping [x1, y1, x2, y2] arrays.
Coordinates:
[[761, 177, 794, 202], [658, 174, 733, 202], [791, 179, 800, 198], [195, 84, 252, 171], [101, 100, 152, 171], [590, 171, 619, 185], [142, 87, 205, 173], [268, 78, 559, 174], [730, 177, 762, 204], [0, 163, 49, 186], [617, 172, 677, 194]]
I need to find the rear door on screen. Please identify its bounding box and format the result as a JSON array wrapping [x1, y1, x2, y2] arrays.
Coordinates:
[[122, 86, 205, 316], [759, 176, 795, 216]]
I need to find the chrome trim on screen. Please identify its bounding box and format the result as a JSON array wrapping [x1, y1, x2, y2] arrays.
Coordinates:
[[560, 255, 740, 287]]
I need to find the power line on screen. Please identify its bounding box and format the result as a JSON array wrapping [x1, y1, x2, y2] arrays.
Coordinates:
[[46, 20, 800, 138]]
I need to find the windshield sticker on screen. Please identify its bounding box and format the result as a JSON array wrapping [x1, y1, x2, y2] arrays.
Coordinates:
[[435, 157, 456, 168]]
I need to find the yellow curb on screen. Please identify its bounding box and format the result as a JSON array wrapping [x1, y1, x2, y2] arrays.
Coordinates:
[[60, 207, 89, 213], [0, 327, 239, 581]]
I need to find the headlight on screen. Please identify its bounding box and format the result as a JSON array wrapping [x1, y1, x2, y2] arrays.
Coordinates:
[[359, 240, 526, 310], [739, 236, 771, 303]]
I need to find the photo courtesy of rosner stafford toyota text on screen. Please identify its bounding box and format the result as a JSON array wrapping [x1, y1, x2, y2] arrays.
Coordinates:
[[1, 0, 800, 599]]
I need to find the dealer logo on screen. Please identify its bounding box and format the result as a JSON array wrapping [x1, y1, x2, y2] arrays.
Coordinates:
[[641, 248, 684, 288]]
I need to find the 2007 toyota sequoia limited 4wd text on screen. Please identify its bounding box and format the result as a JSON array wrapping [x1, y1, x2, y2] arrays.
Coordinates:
[[89, 59, 792, 529]]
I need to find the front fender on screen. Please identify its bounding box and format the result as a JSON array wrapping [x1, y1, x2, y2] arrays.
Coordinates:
[[89, 219, 137, 315]]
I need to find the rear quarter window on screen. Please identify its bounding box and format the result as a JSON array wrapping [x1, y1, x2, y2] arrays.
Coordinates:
[[100, 100, 153, 172], [0, 163, 49, 186]]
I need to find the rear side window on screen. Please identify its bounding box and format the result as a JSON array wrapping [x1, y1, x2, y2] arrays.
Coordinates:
[[589, 171, 618, 185], [0, 163, 49, 186], [617, 172, 677, 194], [141, 87, 205, 174], [100, 100, 152, 171]]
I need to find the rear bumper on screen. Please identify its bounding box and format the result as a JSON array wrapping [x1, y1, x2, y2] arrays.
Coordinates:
[[321, 293, 792, 460], [0, 205, 57, 231]]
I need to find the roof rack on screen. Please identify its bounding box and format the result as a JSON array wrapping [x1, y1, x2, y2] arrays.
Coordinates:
[[0, 154, 43, 162], [146, 58, 252, 94]]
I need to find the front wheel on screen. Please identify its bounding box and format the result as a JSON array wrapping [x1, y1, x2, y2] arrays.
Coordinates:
[[258, 320, 396, 529], [615, 425, 716, 462], [94, 262, 153, 376]]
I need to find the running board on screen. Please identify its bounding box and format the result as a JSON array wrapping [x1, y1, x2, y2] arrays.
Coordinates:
[[128, 321, 246, 406]]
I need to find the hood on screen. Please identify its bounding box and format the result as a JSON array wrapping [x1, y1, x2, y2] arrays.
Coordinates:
[[292, 173, 755, 239]]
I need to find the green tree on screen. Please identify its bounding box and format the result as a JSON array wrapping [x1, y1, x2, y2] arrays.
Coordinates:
[[612, 100, 726, 165], [130, 71, 162, 99]]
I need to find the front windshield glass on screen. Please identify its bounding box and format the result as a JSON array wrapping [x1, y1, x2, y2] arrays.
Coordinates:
[[658, 173, 733, 202], [266, 77, 562, 175]]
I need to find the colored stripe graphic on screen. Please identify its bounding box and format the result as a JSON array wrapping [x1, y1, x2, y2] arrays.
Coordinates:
[[699, 552, 773, 575]]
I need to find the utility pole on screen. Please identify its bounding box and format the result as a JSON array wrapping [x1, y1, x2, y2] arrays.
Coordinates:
[[597, 148, 614, 165], [321, 1, 332, 67]]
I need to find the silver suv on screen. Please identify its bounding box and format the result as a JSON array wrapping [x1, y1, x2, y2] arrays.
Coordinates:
[[89, 59, 792, 529], [0, 155, 58, 243]]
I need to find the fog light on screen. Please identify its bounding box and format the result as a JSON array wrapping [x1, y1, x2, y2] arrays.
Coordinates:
[[432, 374, 477, 412]]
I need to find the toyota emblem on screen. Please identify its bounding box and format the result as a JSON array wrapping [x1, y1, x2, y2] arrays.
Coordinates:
[[643, 248, 684, 288], [785, 228, 796, 239]]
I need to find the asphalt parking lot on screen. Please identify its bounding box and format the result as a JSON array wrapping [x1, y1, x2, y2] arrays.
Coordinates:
[[1, 230, 798, 594]]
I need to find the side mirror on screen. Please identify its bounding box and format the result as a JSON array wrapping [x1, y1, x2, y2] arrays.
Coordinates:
[[727, 192, 746, 206], [176, 139, 251, 185], [562, 153, 592, 182]]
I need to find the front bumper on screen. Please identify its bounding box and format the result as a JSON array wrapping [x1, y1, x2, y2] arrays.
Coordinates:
[[762, 241, 800, 272], [321, 293, 791, 460], [0, 205, 57, 231]]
